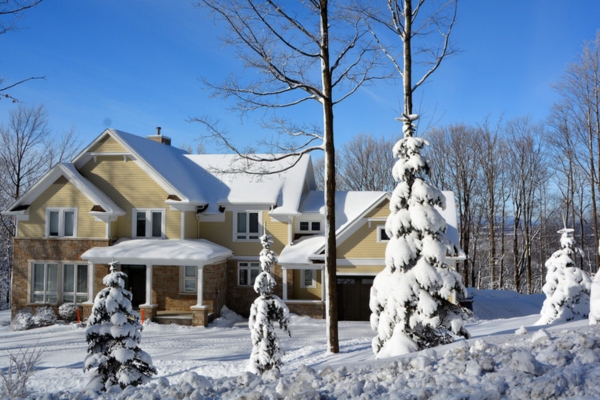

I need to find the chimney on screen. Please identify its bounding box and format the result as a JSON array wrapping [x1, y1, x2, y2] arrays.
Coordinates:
[[147, 126, 171, 145]]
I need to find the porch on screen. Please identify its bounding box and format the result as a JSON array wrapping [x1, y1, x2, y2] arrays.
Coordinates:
[[80, 238, 233, 326]]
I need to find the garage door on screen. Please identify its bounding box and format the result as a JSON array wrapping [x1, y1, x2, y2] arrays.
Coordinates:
[[337, 277, 374, 321]]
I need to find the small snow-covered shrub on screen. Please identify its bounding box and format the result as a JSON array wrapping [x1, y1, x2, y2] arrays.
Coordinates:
[[33, 306, 57, 327], [0, 345, 44, 397], [59, 303, 80, 323], [10, 308, 34, 331]]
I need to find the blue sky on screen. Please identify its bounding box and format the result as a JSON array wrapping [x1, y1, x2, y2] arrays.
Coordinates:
[[1, 0, 599, 153]]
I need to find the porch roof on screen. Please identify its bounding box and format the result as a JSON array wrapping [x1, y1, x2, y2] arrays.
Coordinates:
[[81, 238, 233, 266]]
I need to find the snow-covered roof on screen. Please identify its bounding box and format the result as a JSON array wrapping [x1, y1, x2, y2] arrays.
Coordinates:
[[185, 153, 314, 215], [279, 190, 464, 265], [299, 191, 387, 233], [81, 239, 233, 266], [278, 234, 326, 266], [2, 162, 125, 218], [75, 129, 210, 206]]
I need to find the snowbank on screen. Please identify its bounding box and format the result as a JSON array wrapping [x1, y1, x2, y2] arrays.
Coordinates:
[[3, 290, 600, 399]]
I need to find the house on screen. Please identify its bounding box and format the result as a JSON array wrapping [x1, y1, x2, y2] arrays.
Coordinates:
[[2, 128, 464, 326]]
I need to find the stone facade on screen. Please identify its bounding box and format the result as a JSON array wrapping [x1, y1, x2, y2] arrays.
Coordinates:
[[12, 238, 109, 317], [151, 262, 228, 318], [287, 301, 325, 319]]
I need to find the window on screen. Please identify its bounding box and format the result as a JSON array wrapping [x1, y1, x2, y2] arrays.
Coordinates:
[[301, 269, 317, 288], [46, 208, 77, 237], [63, 264, 88, 303], [133, 209, 165, 238], [378, 226, 390, 242], [235, 212, 261, 240], [32, 263, 58, 303], [299, 221, 321, 232], [238, 262, 261, 286], [183, 266, 197, 293]]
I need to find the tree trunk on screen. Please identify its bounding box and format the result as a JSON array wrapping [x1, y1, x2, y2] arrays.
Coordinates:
[[320, 0, 339, 354], [403, 0, 413, 116]]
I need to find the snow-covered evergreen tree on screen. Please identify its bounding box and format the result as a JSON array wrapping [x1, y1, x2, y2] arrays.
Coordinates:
[[248, 234, 291, 374], [370, 114, 470, 358], [536, 228, 591, 325], [84, 261, 156, 391]]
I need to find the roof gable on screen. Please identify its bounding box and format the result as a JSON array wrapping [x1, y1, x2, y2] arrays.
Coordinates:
[[3, 163, 124, 218]]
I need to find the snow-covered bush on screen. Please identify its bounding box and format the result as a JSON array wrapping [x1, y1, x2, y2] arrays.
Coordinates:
[[0, 345, 44, 397], [33, 306, 57, 327], [84, 261, 157, 391], [536, 228, 591, 325], [59, 303, 80, 323], [590, 272, 600, 325], [11, 308, 34, 331], [248, 234, 291, 374], [370, 114, 470, 357]]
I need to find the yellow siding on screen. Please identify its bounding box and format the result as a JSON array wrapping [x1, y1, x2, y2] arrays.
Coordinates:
[[18, 176, 105, 238], [198, 211, 262, 256], [365, 199, 389, 219], [337, 264, 385, 275], [199, 211, 286, 255], [336, 199, 389, 260], [89, 135, 128, 153], [293, 269, 322, 300], [184, 211, 198, 239], [266, 216, 288, 250], [79, 158, 181, 239]]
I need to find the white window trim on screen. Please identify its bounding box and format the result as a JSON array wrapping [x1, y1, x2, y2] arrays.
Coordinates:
[[132, 208, 166, 238], [377, 225, 390, 243], [300, 269, 317, 288], [180, 265, 198, 294], [62, 262, 89, 303], [238, 261, 261, 286], [30, 261, 91, 305], [298, 220, 322, 233], [233, 211, 262, 242], [45, 208, 78, 238]]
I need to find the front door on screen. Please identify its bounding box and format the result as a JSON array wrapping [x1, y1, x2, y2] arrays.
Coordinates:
[[121, 265, 146, 308], [337, 276, 373, 321]]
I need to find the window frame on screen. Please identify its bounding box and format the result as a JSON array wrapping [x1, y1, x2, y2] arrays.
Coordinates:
[[132, 208, 166, 238], [45, 208, 78, 238], [300, 269, 317, 288], [298, 220, 322, 233], [181, 265, 198, 293], [377, 225, 390, 242], [238, 261, 261, 286], [234, 211, 262, 241], [31, 262, 59, 304], [62, 263, 89, 303]]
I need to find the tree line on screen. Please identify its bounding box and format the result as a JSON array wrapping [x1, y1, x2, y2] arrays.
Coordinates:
[[315, 32, 600, 295]]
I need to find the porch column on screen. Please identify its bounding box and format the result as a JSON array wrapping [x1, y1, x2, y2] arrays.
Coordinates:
[[282, 266, 288, 301], [144, 264, 153, 305], [195, 264, 205, 307], [191, 264, 208, 327], [85, 262, 95, 304]]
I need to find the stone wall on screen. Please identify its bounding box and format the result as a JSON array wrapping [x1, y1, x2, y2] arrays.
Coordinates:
[[12, 238, 109, 317], [151, 262, 228, 317], [286, 301, 325, 319]]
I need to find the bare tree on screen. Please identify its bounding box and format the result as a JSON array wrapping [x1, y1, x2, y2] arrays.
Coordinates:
[[0, 104, 80, 309], [427, 124, 482, 287], [1, 0, 45, 102], [314, 133, 397, 191], [505, 117, 548, 294], [360, 0, 458, 117], [194, 0, 383, 353], [552, 31, 600, 272]]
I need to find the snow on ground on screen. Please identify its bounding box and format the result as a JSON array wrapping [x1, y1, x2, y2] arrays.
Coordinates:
[[2, 290, 600, 399]]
